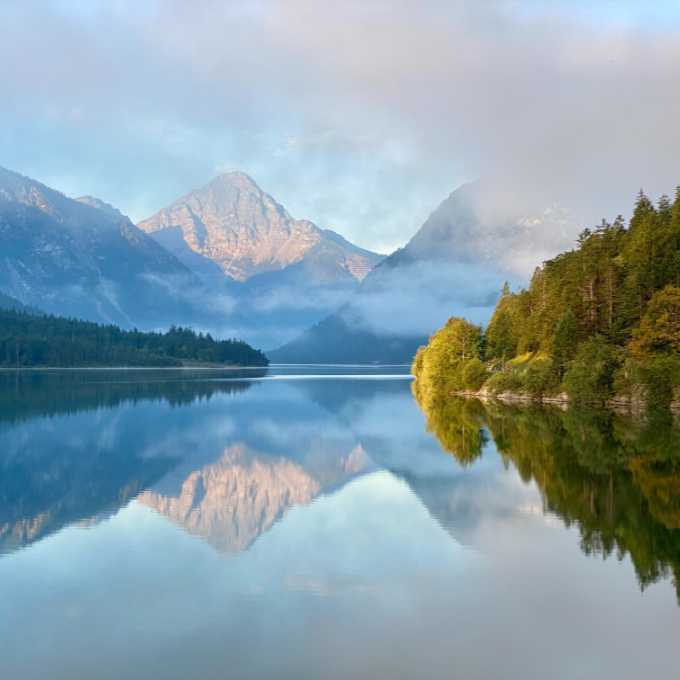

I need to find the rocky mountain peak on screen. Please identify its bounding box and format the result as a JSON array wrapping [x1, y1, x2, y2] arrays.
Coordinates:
[[138, 172, 381, 282], [0, 166, 129, 234], [405, 180, 576, 276], [0, 165, 203, 328], [74, 195, 125, 220], [211, 170, 262, 191], [0, 166, 71, 222]]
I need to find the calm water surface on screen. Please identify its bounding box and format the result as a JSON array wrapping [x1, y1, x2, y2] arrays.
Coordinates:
[[0, 366, 679, 679]]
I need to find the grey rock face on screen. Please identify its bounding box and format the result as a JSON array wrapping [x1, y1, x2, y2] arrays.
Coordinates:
[[0, 166, 203, 328], [136, 171, 384, 348], [138, 172, 382, 284]]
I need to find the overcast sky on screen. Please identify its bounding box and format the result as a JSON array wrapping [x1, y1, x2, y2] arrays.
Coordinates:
[[3, 0, 680, 253]]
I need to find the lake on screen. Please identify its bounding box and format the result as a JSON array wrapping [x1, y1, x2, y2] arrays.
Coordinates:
[[1, 366, 679, 679]]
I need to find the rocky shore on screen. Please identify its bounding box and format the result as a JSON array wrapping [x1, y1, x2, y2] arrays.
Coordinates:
[[447, 388, 680, 415]]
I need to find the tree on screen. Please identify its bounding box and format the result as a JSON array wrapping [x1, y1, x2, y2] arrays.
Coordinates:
[[630, 285, 680, 356], [552, 308, 578, 378], [414, 185, 680, 413], [0, 308, 269, 367], [485, 285, 519, 361], [411, 317, 483, 404], [563, 336, 617, 404], [462, 357, 489, 390], [632, 356, 680, 410]]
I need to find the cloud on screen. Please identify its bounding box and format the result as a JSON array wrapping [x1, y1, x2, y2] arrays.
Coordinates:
[[2, 1, 680, 255], [250, 284, 354, 314], [343, 260, 514, 337]]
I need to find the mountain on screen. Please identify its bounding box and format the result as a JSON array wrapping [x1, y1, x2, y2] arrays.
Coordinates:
[[0, 166, 209, 328], [270, 181, 576, 363], [74, 194, 126, 219], [138, 171, 381, 283], [138, 172, 383, 348], [0, 291, 26, 312]]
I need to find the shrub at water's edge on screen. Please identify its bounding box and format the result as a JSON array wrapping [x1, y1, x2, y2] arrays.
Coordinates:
[[413, 187, 680, 412]]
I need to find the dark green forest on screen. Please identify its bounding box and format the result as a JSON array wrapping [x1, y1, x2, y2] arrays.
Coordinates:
[[0, 305, 268, 367], [414, 188, 680, 411]]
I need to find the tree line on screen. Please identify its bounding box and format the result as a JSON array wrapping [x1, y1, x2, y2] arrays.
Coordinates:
[[0, 306, 268, 367], [413, 187, 680, 411]]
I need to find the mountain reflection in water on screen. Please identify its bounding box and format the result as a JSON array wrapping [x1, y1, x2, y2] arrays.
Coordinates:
[[1, 367, 680, 680], [1, 367, 679, 605]]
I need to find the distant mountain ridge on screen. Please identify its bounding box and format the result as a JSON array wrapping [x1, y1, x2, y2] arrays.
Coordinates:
[[138, 172, 382, 284], [0, 166, 206, 329], [271, 181, 576, 363], [0, 166, 575, 359], [0, 166, 383, 348], [137, 172, 384, 347]]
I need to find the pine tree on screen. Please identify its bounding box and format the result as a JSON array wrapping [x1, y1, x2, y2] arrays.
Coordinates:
[[552, 308, 578, 378]]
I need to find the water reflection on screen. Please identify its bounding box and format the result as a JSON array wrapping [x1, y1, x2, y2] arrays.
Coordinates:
[[0, 368, 261, 422], [0, 369, 263, 553], [137, 443, 371, 553], [415, 394, 680, 602], [0, 367, 476, 558], [2, 369, 680, 679], [3, 368, 680, 595]]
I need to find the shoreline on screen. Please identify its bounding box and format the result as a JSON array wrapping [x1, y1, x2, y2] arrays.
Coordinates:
[[446, 389, 680, 415], [0, 364, 268, 371]]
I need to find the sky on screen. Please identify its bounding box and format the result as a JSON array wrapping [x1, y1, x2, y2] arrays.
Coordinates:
[[3, 0, 680, 253]]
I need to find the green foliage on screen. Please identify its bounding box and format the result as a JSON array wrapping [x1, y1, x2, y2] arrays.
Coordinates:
[[485, 283, 519, 360], [0, 308, 268, 367], [630, 355, 680, 411], [630, 285, 680, 356], [563, 336, 618, 404], [484, 369, 524, 394], [522, 357, 558, 397], [491, 201, 652, 354], [461, 357, 489, 390], [414, 185, 680, 410], [411, 317, 483, 405], [551, 309, 578, 378]]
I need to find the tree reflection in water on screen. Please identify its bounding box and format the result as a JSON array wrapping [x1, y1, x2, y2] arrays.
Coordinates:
[[414, 385, 680, 603]]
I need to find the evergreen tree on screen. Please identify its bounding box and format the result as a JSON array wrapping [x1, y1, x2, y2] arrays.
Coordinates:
[[0, 309, 269, 367], [552, 308, 578, 378], [630, 286, 680, 356], [413, 185, 680, 411]]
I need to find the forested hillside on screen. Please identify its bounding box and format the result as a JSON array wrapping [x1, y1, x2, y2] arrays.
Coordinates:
[[413, 188, 680, 411], [0, 308, 268, 367]]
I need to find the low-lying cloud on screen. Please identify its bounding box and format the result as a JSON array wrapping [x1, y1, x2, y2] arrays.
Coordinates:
[[2, 1, 680, 255], [344, 260, 517, 338]]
